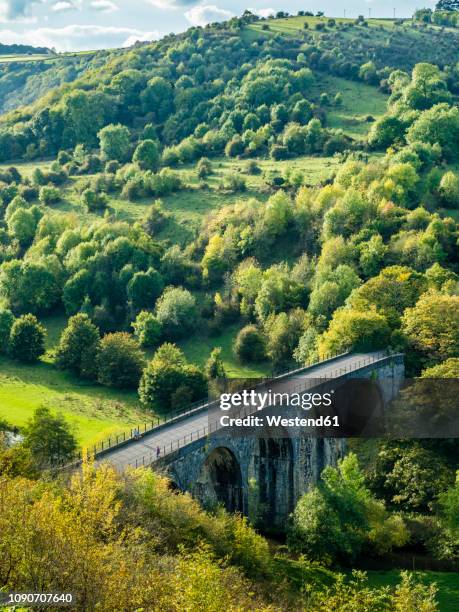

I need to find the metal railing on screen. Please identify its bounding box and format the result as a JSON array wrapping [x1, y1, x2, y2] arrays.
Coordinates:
[[102, 350, 403, 473], [65, 349, 353, 465], [79, 394, 213, 459]]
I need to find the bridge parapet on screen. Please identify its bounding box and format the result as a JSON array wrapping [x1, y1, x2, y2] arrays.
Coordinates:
[[61, 351, 405, 532], [139, 352, 405, 532], [93, 351, 402, 469]]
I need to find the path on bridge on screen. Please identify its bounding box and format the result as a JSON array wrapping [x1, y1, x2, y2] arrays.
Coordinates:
[[97, 351, 387, 470]]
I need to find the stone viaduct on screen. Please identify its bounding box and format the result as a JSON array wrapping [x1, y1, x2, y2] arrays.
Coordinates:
[[98, 351, 405, 532]]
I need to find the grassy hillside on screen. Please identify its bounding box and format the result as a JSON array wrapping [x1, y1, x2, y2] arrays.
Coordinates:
[[0, 154, 343, 239], [245, 15, 459, 71], [1, 13, 457, 123], [0, 50, 99, 65], [0, 54, 51, 63], [0, 358, 144, 448], [0, 310, 145, 447], [309, 74, 388, 137], [0, 49, 116, 115]]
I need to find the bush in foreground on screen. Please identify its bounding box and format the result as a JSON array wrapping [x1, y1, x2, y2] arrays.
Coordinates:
[[0, 463, 440, 611]]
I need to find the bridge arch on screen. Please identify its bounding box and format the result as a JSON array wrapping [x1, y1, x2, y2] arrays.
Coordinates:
[[131, 353, 404, 533], [200, 446, 243, 513], [167, 479, 180, 493], [162, 466, 183, 492], [332, 378, 385, 436], [255, 437, 294, 532]]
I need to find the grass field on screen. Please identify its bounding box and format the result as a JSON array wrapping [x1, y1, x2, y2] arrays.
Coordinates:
[[0, 357, 146, 449], [0, 158, 52, 176], [177, 322, 271, 378], [243, 16, 397, 43], [366, 570, 459, 612], [0, 312, 146, 448], [245, 16, 439, 38], [42, 313, 68, 350], [0, 50, 101, 64], [0, 321, 268, 447], [274, 552, 459, 611], [0, 306, 269, 446], [310, 74, 388, 138], [0, 154, 341, 247], [0, 54, 51, 63], [155, 155, 342, 244]]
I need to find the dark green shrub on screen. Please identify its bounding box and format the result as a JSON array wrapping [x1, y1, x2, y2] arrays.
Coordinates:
[[9, 314, 46, 363]]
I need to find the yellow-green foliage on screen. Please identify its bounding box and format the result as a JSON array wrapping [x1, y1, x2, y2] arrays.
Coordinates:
[[125, 466, 272, 579], [305, 570, 438, 612], [0, 464, 273, 610], [0, 462, 439, 611]]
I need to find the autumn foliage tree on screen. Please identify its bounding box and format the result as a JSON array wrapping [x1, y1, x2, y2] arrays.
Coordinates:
[[318, 308, 391, 358], [402, 291, 459, 367]]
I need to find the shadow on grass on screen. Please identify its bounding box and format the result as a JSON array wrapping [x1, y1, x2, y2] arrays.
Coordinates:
[[0, 356, 140, 408]]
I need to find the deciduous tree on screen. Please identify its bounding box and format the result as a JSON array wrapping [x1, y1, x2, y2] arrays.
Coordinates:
[[98, 123, 131, 162], [9, 314, 46, 363], [23, 406, 77, 467], [55, 313, 100, 379], [97, 332, 145, 389]]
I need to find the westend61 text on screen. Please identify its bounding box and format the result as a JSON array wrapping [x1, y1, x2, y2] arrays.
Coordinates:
[[220, 414, 340, 428]]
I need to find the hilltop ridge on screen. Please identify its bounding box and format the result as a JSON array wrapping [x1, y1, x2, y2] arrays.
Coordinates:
[[0, 12, 458, 163]]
